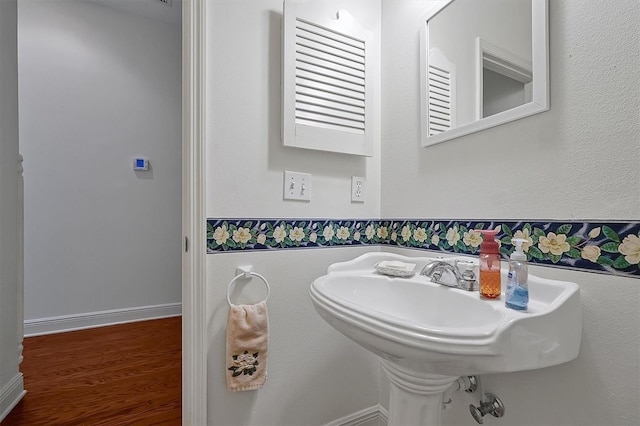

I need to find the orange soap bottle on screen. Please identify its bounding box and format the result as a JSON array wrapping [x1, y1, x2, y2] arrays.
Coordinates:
[[478, 230, 501, 299]]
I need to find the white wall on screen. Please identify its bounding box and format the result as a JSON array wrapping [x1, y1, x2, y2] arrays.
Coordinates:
[[382, 0, 639, 425], [18, 0, 182, 324], [205, 0, 639, 424], [207, 248, 382, 425], [383, 0, 639, 221], [0, 0, 25, 419], [206, 0, 382, 424], [207, 0, 381, 218]]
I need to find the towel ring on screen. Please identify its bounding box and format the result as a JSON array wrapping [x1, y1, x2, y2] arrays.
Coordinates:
[[226, 272, 270, 306]]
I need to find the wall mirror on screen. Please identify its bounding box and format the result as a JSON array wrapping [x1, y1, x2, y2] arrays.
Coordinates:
[[420, 0, 548, 147]]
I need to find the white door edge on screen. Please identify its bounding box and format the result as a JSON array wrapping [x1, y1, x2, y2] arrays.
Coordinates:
[[182, 0, 207, 424]]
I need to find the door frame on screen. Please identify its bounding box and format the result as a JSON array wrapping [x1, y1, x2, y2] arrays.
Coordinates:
[[182, 0, 207, 424]]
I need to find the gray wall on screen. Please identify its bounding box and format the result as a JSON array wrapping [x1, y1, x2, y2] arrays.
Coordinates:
[[18, 0, 182, 324]]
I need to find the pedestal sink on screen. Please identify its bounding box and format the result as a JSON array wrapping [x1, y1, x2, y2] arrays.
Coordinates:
[[309, 252, 581, 425]]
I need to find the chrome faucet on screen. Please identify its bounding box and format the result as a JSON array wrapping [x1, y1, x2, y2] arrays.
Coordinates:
[[420, 259, 477, 291]]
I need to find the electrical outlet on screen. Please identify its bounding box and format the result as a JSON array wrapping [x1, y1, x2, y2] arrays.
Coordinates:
[[283, 171, 311, 201], [351, 176, 366, 203]]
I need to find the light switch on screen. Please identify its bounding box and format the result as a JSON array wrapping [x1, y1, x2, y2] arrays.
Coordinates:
[[283, 171, 311, 201]]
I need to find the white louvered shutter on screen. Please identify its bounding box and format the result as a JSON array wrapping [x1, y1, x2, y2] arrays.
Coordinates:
[[283, 1, 374, 156]]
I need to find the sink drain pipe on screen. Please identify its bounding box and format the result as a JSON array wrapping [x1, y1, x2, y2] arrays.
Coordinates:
[[441, 375, 506, 424], [442, 375, 478, 410]]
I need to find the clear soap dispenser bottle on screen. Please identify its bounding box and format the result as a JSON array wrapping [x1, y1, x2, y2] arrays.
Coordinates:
[[506, 238, 529, 310], [478, 230, 501, 299]]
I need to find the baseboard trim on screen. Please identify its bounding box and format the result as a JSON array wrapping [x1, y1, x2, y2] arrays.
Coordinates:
[[0, 373, 26, 422], [24, 303, 182, 337], [325, 405, 388, 426]]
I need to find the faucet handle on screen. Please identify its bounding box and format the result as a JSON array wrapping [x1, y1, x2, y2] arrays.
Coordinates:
[[456, 261, 477, 290], [456, 260, 475, 274]]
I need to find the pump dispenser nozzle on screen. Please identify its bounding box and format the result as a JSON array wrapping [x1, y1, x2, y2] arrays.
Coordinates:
[[511, 238, 527, 261], [477, 230, 499, 254]]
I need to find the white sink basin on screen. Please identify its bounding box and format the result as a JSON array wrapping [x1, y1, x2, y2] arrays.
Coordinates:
[[310, 252, 582, 376]]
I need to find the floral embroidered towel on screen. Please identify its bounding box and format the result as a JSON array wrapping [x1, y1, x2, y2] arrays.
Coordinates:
[[226, 301, 268, 392]]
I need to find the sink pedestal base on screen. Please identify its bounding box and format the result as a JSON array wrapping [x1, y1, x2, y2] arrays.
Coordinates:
[[381, 360, 458, 426]]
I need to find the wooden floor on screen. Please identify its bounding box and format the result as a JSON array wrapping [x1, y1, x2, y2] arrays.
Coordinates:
[[1, 317, 181, 426]]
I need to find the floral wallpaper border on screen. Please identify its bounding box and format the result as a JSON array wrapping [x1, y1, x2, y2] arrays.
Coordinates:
[[207, 218, 640, 278]]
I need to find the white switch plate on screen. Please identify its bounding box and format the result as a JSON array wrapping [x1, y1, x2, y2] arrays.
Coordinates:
[[283, 171, 311, 201], [351, 176, 366, 203]]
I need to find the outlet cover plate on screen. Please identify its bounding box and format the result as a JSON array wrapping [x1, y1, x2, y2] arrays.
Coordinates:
[[351, 176, 366, 203]]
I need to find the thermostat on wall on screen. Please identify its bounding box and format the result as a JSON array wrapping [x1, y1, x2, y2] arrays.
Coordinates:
[[133, 158, 149, 171]]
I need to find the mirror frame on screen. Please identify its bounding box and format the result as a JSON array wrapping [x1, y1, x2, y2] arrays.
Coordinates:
[[420, 0, 549, 147]]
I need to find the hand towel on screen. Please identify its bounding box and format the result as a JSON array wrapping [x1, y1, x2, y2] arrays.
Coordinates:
[[226, 301, 268, 392]]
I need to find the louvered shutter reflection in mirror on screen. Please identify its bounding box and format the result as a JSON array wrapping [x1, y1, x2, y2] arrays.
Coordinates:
[[421, 47, 457, 140], [427, 65, 453, 136], [283, 1, 374, 156]]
